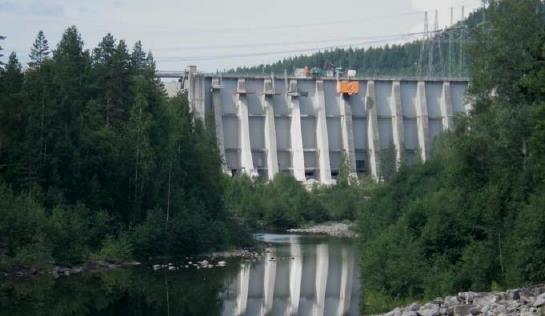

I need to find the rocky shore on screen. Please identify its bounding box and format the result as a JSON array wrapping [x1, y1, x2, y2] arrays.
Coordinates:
[[287, 222, 358, 238], [379, 284, 545, 316], [0, 260, 141, 279], [1, 248, 263, 279]]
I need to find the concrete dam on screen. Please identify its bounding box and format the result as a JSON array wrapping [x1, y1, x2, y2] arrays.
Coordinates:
[[181, 66, 470, 184]]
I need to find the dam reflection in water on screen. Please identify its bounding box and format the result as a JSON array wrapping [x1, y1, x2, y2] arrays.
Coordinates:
[[221, 234, 360, 316]]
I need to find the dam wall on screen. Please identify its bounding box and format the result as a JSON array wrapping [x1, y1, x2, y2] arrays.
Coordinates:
[[184, 67, 470, 184]]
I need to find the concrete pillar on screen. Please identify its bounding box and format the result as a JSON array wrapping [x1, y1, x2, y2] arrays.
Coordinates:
[[339, 94, 357, 176], [390, 81, 405, 168], [236, 263, 251, 316], [314, 80, 332, 184], [440, 81, 454, 131], [211, 78, 228, 171], [366, 81, 381, 180], [262, 250, 277, 315], [187, 66, 205, 121], [263, 79, 279, 180], [289, 237, 302, 316], [236, 79, 258, 177], [288, 80, 306, 182], [416, 81, 430, 161], [313, 244, 329, 316]]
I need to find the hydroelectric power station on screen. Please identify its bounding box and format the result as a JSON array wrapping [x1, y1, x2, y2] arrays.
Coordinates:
[[167, 66, 470, 184]]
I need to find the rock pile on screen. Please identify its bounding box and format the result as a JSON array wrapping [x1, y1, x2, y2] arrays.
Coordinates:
[[380, 284, 545, 316], [287, 222, 358, 238]]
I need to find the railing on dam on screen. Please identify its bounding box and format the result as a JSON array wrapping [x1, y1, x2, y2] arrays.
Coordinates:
[[180, 66, 471, 184]]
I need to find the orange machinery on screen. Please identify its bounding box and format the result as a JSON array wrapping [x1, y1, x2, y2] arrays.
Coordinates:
[[336, 81, 360, 96]]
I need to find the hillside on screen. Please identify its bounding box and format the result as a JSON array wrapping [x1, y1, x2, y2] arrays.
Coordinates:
[[228, 9, 485, 78]]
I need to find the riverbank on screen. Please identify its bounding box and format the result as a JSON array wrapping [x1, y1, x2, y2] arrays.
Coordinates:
[[0, 246, 263, 279], [0, 260, 142, 279], [378, 284, 545, 316], [286, 221, 358, 238]]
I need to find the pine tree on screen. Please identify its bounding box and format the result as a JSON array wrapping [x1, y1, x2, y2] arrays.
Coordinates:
[[130, 41, 147, 72], [28, 31, 50, 69], [93, 33, 127, 126], [0, 35, 6, 68]]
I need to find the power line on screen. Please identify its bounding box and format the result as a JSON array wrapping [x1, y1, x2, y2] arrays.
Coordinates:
[[155, 32, 432, 62], [152, 31, 433, 52]]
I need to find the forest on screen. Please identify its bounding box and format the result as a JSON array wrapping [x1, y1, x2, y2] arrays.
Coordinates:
[[228, 9, 485, 78], [1, 2, 545, 313], [0, 27, 247, 270], [357, 0, 545, 312]]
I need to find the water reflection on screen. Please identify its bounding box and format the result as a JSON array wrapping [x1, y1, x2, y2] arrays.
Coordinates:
[[223, 234, 359, 316], [0, 234, 359, 316], [289, 236, 302, 315]]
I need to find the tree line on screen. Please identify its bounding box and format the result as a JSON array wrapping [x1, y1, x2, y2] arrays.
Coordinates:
[[0, 27, 246, 270], [227, 10, 485, 78]]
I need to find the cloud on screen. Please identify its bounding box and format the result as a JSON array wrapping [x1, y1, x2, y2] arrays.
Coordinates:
[[0, 1, 19, 12], [0, 0, 64, 17]]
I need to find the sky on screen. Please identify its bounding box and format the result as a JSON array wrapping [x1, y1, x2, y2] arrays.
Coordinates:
[[0, 0, 482, 72]]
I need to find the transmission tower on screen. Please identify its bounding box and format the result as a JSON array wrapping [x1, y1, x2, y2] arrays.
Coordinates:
[[427, 10, 444, 77], [417, 11, 429, 77], [458, 6, 466, 76], [418, 10, 446, 77], [448, 7, 455, 77]]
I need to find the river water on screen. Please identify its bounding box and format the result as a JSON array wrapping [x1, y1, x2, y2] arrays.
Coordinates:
[[0, 233, 360, 316]]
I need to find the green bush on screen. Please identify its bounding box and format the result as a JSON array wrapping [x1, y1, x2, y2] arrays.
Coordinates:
[[98, 234, 133, 262]]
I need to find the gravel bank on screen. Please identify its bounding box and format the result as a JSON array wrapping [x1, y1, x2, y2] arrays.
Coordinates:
[[287, 222, 357, 238], [378, 283, 545, 316]]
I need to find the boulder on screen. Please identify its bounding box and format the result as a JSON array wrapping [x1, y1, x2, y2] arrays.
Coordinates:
[[468, 305, 481, 315], [533, 293, 545, 307], [473, 293, 496, 306], [451, 304, 475, 316], [444, 296, 460, 305], [384, 307, 402, 316], [407, 303, 421, 311], [507, 289, 520, 300], [418, 303, 440, 316]]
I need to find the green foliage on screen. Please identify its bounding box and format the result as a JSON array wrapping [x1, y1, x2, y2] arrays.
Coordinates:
[[224, 172, 369, 230], [0, 27, 245, 270], [357, 0, 545, 310], [227, 10, 486, 78], [97, 234, 133, 263], [224, 173, 327, 230]]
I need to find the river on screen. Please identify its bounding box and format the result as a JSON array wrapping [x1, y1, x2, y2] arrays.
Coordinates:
[[0, 233, 360, 316]]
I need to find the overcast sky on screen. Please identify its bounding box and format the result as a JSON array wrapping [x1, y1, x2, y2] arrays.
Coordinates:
[[0, 0, 482, 72]]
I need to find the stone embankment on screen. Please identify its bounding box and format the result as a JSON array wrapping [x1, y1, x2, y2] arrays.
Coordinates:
[[380, 284, 545, 316], [287, 222, 357, 238]]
